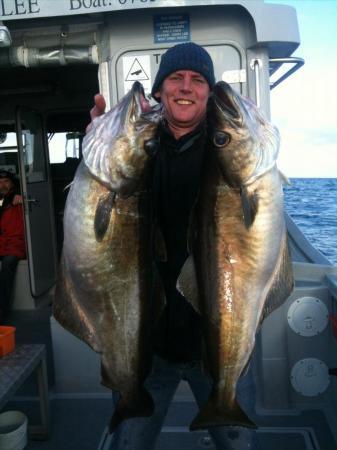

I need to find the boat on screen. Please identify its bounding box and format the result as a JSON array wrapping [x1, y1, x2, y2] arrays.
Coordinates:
[[0, 1, 336, 449]]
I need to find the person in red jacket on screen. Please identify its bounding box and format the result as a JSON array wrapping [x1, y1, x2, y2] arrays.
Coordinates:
[[0, 170, 26, 323]]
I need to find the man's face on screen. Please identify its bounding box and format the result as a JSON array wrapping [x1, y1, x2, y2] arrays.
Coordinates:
[[0, 178, 14, 197], [155, 70, 210, 136]]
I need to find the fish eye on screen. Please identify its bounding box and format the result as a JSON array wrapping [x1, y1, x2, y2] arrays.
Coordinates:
[[213, 131, 231, 147], [144, 138, 159, 157]]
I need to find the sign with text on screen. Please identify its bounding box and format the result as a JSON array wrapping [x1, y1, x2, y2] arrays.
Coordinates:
[[153, 14, 190, 44], [1, 0, 158, 20], [1, 0, 228, 21]]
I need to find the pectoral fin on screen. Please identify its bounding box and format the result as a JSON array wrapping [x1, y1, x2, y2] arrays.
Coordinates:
[[177, 254, 201, 314], [240, 186, 259, 229], [94, 192, 116, 241]]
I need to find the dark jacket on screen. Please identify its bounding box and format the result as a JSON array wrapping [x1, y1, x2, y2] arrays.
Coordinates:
[[0, 191, 26, 259], [152, 121, 207, 362]]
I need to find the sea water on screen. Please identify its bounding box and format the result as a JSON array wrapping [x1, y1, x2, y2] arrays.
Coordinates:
[[284, 178, 337, 265]]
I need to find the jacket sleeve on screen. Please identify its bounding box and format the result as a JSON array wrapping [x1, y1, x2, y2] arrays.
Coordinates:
[[0, 204, 27, 259]]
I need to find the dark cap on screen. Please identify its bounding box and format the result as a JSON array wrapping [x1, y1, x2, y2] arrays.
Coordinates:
[[0, 170, 17, 183], [151, 42, 216, 101]]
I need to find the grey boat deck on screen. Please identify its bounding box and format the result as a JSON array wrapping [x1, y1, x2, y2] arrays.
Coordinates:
[[4, 397, 336, 450], [3, 310, 337, 450]]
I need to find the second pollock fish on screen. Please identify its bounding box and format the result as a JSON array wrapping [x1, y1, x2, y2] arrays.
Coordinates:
[[179, 81, 294, 431]]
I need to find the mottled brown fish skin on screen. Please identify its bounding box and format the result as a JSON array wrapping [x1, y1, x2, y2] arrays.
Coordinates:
[[189, 81, 294, 430], [53, 83, 160, 432]]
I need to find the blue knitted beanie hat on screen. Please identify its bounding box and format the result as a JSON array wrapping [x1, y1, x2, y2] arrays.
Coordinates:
[[151, 42, 215, 101]]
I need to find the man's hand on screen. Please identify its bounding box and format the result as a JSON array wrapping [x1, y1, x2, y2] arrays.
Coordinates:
[[90, 94, 106, 121], [86, 91, 152, 133], [86, 94, 106, 132]]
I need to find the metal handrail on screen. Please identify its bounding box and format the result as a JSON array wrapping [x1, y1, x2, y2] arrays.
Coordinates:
[[269, 57, 305, 89], [250, 58, 262, 108]]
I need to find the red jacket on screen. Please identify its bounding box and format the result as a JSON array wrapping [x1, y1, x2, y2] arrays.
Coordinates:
[[0, 197, 26, 259]]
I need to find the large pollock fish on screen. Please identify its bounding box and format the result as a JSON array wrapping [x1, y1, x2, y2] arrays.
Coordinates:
[[53, 82, 161, 432], [179, 81, 294, 430]]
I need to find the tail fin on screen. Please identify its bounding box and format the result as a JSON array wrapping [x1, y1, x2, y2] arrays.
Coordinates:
[[108, 388, 154, 433], [190, 397, 256, 431]]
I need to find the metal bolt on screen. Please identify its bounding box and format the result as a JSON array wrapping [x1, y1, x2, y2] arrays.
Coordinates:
[[198, 435, 214, 448]]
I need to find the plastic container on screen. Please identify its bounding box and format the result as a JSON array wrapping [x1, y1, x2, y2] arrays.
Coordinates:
[[0, 326, 16, 357], [0, 411, 28, 450]]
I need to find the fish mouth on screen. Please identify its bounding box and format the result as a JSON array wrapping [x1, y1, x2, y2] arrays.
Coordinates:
[[212, 82, 241, 120], [122, 81, 152, 126], [130, 81, 151, 114]]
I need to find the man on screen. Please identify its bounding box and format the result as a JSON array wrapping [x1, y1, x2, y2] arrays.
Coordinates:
[[0, 170, 26, 323], [91, 42, 260, 450]]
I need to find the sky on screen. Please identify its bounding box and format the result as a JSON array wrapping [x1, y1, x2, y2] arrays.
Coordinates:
[[267, 0, 337, 178]]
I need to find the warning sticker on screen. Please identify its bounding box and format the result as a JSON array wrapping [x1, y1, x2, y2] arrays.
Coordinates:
[[123, 55, 152, 96], [126, 58, 149, 81], [153, 14, 190, 44]]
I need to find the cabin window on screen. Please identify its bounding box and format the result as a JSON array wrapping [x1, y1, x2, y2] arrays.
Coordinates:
[[21, 127, 47, 183], [48, 132, 83, 164], [0, 132, 19, 176]]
